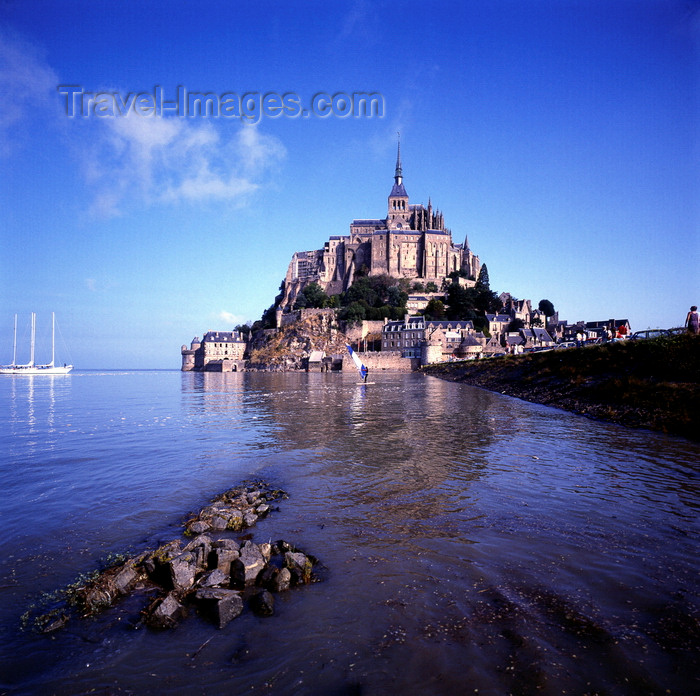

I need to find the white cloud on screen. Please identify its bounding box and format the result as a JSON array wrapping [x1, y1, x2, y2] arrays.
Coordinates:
[[0, 30, 58, 158], [0, 31, 286, 215], [86, 115, 286, 217], [218, 311, 246, 325]]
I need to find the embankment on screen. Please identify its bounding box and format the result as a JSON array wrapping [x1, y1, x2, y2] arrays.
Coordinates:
[[422, 334, 699, 440]]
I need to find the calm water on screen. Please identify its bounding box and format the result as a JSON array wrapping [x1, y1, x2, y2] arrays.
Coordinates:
[[0, 370, 698, 695]]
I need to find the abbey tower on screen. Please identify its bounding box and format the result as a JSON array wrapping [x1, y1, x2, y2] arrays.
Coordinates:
[[280, 141, 481, 309]]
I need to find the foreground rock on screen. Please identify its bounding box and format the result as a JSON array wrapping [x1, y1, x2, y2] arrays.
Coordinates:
[[25, 481, 322, 634]]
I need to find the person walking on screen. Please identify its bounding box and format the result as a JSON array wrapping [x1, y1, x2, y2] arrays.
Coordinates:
[[685, 305, 699, 335]]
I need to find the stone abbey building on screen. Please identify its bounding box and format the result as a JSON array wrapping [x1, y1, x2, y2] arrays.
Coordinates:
[[279, 142, 481, 308]]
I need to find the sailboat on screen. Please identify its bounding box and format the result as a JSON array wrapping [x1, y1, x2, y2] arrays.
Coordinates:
[[0, 313, 73, 375], [346, 344, 373, 384]]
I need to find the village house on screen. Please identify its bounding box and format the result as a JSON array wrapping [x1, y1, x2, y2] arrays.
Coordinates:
[[381, 315, 487, 362], [181, 330, 247, 372], [405, 292, 445, 313], [485, 313, 512, 338]]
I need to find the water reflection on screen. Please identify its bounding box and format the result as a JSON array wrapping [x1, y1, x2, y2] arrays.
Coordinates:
[[3, 371, 696, 695]]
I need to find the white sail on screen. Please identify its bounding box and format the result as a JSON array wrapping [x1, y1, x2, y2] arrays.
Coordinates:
[[346, 344, 368, 380]]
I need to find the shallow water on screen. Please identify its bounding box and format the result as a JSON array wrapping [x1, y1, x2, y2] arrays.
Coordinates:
[[0, 370, 698, 695]]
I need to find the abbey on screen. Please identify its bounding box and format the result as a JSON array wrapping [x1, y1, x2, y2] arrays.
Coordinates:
[[279, 142, 481, 308]]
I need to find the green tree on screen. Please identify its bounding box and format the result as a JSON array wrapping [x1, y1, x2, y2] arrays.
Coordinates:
[[411, 281, 425, 293], [251, 305, 277, 331], [507, 318, 525, 332], [538, 299, 556, 318], [235, 323, 251, 340], [475, 264, 491, 292], [424, 298, 446, 319], [344, 277, 379, 307], [387, 286, 408, 308], [339, 301, 367, 323], [295, 282, 328, 309], [474, 263, 500, 313], [446, 284, 478, 320], [473, 316, 489, 334], [426, 281, 438, 292]]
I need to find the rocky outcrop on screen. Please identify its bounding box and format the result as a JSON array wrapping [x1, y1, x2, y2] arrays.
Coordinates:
[[247, 312, 350, 370], [25, 482, 322, 634]]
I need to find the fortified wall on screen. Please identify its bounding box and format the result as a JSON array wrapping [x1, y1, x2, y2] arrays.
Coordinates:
[[341, 351, 418, 373]]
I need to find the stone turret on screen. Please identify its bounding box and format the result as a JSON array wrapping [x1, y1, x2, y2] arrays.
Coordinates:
[[181, 337, 201, 371], [421, 334, 443, 366]]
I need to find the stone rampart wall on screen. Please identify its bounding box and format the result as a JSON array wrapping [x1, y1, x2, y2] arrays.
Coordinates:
[[342, 320, 386, 341], [279, 308, 337, 328], [342, 351, 417, 373]]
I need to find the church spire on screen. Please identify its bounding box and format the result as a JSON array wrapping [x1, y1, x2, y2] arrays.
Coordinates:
[[394, 132, 403, 185], [387, 132, 408, 226]]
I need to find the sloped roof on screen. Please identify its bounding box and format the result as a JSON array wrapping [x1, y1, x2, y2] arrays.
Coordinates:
[[203, 331, 245, 343], [532, 328, 555, 341], [460, 335, 481, 346], [426, 320, 474, 330]]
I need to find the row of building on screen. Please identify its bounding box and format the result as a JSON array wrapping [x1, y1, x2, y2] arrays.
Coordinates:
[[180, 306, 633, 371]]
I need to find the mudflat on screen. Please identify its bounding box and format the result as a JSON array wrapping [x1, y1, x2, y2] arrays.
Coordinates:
[[423, 333, 700, 440]]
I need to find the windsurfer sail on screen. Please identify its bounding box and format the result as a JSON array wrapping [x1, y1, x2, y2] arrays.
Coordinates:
[[346, 344, 369, 382]]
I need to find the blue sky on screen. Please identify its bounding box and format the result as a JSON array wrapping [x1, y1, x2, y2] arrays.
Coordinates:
[[1, 0, 698, 368]]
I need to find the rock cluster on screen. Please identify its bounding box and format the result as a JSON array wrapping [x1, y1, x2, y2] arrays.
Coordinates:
[[140, 535, 317, 629], [183, 482, 285, 535], [30, 482, 320, 633]]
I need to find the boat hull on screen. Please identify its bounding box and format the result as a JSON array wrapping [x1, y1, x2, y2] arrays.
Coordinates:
[[0, 365, 73, 375]]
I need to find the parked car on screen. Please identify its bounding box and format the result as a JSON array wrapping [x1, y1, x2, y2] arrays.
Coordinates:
[[630, 329, 671, 340]]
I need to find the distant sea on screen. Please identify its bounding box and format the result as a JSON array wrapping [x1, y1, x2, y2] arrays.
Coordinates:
[[1, 370, 698, 695]]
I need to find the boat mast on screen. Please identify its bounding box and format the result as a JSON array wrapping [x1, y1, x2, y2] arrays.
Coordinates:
[[51, 312, 55, 367], [30, 313, 35, 367], [12, 314, 17, 366]]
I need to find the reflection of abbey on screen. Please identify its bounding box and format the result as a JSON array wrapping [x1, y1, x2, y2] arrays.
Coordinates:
[[279, 141, 481, 308]]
